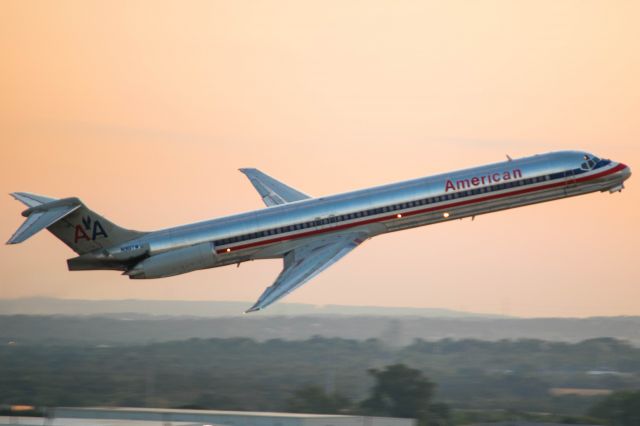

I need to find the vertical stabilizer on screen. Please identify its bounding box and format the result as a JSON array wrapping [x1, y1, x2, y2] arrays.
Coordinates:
[[8, 192, 145, 254]]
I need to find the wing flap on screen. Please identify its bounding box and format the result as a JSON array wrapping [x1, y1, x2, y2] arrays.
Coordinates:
[[245, 232, 368, 312], [239, 168, 310, 206]]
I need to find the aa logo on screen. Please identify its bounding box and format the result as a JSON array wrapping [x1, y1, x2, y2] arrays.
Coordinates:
[[74, 216, 108, 243]]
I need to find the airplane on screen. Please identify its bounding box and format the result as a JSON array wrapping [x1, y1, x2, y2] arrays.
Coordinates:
[[7, 151, 631, 313]]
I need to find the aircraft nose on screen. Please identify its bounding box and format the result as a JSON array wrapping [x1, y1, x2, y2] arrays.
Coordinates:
[[620, 163, 632, 181]]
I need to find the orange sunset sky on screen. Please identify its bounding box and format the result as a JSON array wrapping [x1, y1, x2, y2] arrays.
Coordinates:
[[1, 1, 638, 317]]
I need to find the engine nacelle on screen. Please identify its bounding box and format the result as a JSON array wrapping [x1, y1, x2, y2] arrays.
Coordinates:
[[126, 242, 218, 279]]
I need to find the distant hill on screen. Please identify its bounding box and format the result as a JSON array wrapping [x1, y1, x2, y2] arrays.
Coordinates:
[[0, 297, 507, 318], [1, 314, 639, 347], [2, 298, 639, 347]]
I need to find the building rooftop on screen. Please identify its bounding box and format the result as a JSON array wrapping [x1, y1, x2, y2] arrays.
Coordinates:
[[0, 417, 201, 426], [60, 407, 362, 419]]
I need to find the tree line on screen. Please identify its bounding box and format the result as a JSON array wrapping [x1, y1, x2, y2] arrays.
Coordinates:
[[2, 337, 639, 424]]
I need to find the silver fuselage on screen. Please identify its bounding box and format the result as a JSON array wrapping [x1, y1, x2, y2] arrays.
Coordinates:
[[106, 150, 629, 270]]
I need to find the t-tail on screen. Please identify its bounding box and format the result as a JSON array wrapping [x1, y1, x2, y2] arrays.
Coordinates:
[[7, 192, 145, 255]]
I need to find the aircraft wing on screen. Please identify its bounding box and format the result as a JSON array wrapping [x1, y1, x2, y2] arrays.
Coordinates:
[[239, 168, 310, 206], [245, 231, 369, 313]]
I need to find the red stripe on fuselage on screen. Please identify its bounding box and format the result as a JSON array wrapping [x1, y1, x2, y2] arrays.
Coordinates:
[[217, 163, 625, 254]]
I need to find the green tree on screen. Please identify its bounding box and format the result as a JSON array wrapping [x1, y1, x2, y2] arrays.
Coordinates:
[[361, 364, 449, 426], [588, 390, 640, 426], [286, 385, 352, 414]]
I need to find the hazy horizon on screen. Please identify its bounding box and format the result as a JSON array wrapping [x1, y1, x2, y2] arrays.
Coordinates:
[[2, 296, 639, 320]]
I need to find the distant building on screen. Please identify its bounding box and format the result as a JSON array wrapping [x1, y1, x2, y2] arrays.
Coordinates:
[[549, 387, 612, 396], [586, 368, 624, 376], [53, 407, 415, 426]]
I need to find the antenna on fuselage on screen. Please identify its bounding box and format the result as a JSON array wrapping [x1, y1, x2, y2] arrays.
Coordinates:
[[506, 154, 513, 161]]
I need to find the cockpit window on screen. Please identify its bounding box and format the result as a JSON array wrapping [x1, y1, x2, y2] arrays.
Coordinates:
[[581, 154, 600, 170]]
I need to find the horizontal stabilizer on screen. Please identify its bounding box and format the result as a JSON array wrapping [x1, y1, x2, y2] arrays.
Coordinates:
[[239, 168, 310, 207], [7, 198, 81, 244], [11, 192, 57, 208]]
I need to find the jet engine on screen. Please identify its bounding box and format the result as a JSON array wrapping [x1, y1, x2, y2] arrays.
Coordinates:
[[126, 242, 218, 279]]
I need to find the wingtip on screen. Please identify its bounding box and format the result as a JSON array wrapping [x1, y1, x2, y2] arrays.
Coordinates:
[[6, 234, 23, 245], [244, 305, 262, 314]]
